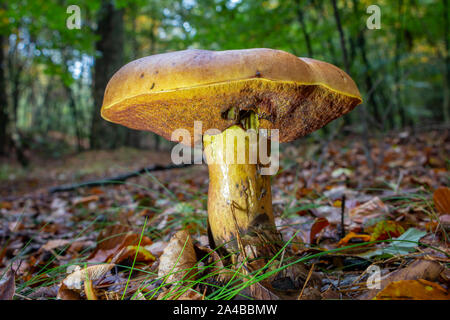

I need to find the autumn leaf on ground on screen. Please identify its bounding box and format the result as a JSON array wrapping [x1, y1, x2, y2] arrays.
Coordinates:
[[309, 217, 330, 244], [72, 195, 100, 206], [349, 197, 389, 224], [358, 260, 444, 300], [158, 230, 197, 284], [374, 279, 449, 300], [158, 287, 204, 300], [0, 202, 12, 210], [0, 269, 15, 300], [88, 224, 152, 263], [131, 290, 147, 300], [369, 220, 405, 241], [123, 245, 156, 264], [39, 239, 71, 252], [433, 187, 450, 214], [359, 228, 427, 258], [195, 245, 232, 283]]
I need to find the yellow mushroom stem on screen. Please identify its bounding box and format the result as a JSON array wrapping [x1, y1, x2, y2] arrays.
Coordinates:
[[203, 122, 282, 262]]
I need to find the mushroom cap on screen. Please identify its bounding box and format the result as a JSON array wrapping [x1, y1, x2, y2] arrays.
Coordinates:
[[101, 48, 362, 146]]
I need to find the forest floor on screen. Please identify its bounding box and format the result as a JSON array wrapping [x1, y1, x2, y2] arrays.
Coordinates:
[[0, 129, 449, 300]]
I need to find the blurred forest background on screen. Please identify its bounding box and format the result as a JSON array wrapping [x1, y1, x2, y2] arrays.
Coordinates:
[[0, 0, 448, 182]]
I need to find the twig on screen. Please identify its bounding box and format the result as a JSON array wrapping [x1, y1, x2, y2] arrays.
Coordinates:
[[48, 163, 194, 193], [340, 195, 346, 239], [297, 263, 315, 300]]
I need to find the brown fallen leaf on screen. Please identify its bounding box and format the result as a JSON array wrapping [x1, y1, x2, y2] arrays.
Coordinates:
[[0, 269, 15, 300], [158, 230, 197, 284], [130, 290, 147, 300], [433, 186, 450, 214], [27, 286, 59, 299], [68, 240, 96, 254], [72, 195, 100, 206], [374, 279, 449, 300], [349, 197, 389, 223], [158, 287, 203, 300], [40, 239, 71, 252], [246, 281, 280, 300], [57, 283, 82, 300], [309, 217, 329, 244], [0, 201, 12, 210], [195, 245, 232, 283], [439, 214, 450, 232], [145, 241, 168, 257], [358, 259, 444, 299], [321, 287, 340, 300], [88, 224, 152, 263]]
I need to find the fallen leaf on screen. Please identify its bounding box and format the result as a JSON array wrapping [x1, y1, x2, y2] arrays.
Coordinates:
[[433, 187, 450, 214], [369, 220, 405, 241], [0, 269, 15, 300], [158, 230, 197, 284], [195, 245, 232, 283], [309, 217, 330, 244], [88, 225, 152, 263], [72, 195, 100, 206], [374, 279, 449, 300], [8, 221, 24, 232], [40, 239, 71, 252], [331, 168, 353, 178], [145, 241, 168, 257], [321, 287, 340, 299], [349, 197, 389, 218], [381, 228, 426, 256], [439, 214, 450, 232], [358, 259, 444, 299], [121, 245, 156, 264], [89, 187, 105, 195], [359, 227, 427, 258], [156, 286, 203, 300], [28, 286, 59, 299], [0, 202, 12, 210], [247, 281, 280, 300], [57, 283, 82, 300], [131, 290, 147, 300]]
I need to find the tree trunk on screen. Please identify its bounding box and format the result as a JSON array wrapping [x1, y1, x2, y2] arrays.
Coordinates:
[[331, 0, 349, 73], [124, 4, 141, 149], [443, 0, 450, 123], [296, 0, 313, 57], [0, 35, 9, 155], [90, 0, 125, 149], [394, 0, 406, 128]]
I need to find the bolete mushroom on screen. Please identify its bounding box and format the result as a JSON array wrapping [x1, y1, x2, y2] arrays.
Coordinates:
[[101, 48, 362, 287]]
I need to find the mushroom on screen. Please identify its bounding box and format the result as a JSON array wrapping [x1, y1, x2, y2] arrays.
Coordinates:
[[101, 48, 362, 287]]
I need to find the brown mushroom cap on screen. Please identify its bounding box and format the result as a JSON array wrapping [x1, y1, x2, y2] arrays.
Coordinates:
[[101, 48, 362, 146]]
